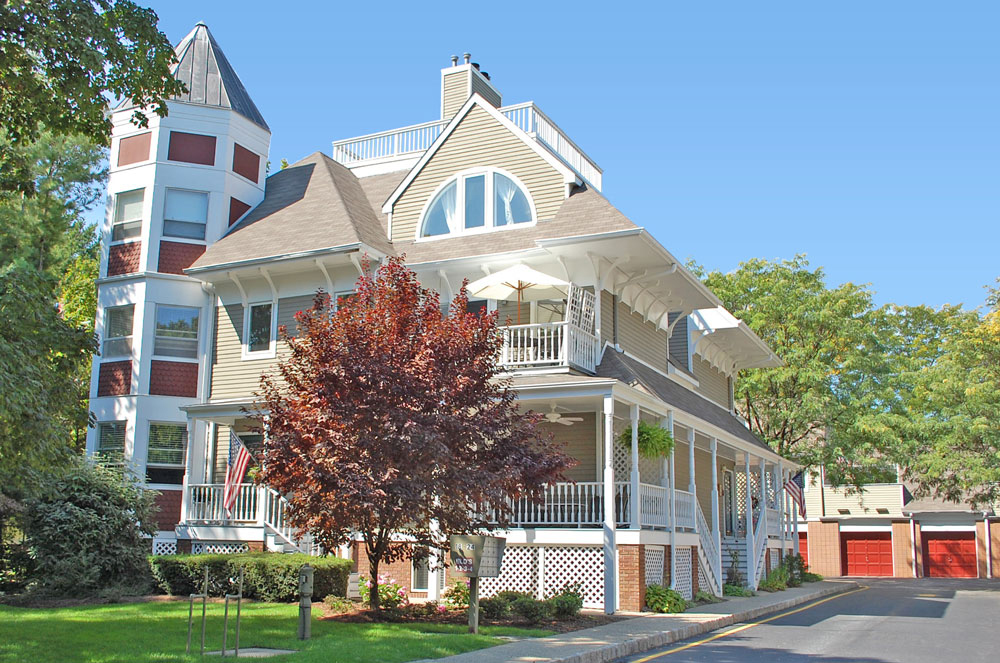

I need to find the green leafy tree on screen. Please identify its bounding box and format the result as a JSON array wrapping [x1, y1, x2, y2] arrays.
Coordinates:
[[0, 0, 184, 194]]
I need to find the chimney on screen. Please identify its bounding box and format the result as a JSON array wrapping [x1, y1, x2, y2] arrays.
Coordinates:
[[440, 53, 502, 120]]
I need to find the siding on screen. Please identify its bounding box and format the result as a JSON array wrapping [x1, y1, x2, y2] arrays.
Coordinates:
[[391, 105, 565, 241], [496, 299, 526, 324], [543, 412, 597, 482], [600, 290, 615, 345], [616, 300, 668, 373], [470, 73, 501, 108], [212, 420, 259, 479], [803, 479, 905, 518], [209, 295, 314, 400], [668, 313, 688, 367], [441, 71, 468, 118], [692, 357, 729, 409]]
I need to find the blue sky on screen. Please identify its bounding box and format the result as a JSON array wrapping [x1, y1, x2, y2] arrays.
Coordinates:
[[142, 1, 998, 309]]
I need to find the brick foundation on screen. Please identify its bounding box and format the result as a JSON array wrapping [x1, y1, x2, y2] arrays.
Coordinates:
[[353, 542, 429, 599], [152, 490, 182, 530], [691, 546, 699, 596], [617, 544, 644, 611]]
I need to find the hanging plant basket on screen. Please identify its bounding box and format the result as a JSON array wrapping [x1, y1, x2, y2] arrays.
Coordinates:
[[617, 420, 674, 459]]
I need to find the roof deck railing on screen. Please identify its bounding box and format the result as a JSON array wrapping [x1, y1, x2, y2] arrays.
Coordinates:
[[331, 102, 603, 191]]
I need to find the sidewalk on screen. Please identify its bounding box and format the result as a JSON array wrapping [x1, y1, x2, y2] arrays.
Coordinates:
[[438, 580, 859, 663]]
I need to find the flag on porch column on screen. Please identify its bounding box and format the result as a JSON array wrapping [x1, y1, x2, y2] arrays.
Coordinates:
[[223, 430, 252, 517], [785, 472, 806, 518]]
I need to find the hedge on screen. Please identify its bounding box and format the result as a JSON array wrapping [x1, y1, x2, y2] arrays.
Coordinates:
[[148, 553, 351, 602]]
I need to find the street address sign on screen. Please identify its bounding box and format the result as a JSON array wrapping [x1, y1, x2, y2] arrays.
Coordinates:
[[449, 535, 506, 578]]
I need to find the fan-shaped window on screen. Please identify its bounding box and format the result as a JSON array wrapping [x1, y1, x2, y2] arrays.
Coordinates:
[[419, 169, 534, 238]]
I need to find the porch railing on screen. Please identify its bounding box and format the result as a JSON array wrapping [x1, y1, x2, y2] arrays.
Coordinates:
[[674, 489, 697, 530], [753, 507, 768, 588], [500, 322, 599, 373], [695, 502, 723, 596], [504, 481, 672, 529], [766, 507, 780, 538], [186, 483, 258, 523], [638, 483, 669, 528]]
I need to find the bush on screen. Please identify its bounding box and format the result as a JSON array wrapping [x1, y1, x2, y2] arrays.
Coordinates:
[[359, 573, 408, 609], [23, 460, 157, 596], [510, 595, 552, 623], [323, 595, 355, 614], [645, 584, 688, 613], [0, 543, 33, 595], [693, 590, 722, 604], [802, 571, 823, 582], [479, 596, 511, 619], [758, 567, 790, 592], [443, 579, 470, 607], [547, 582, 583, 617], [780, 554, 807, 587], [723, 583, 755, 597], [149, 553, 351, 601]]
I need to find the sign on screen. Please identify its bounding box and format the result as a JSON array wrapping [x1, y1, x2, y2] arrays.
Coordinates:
[[449, 535, 506, 578]]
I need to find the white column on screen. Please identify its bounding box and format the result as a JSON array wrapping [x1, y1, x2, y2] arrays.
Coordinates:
[[687, 427, 696, 529], [667, 412, 677, 589], [602, 394, 617, 615], [710, 439, 719, 540], [630, 404, 640, 529], [759, 457, 767, 550], [778, 464, 786, 543], [744, 453, 754, 584]]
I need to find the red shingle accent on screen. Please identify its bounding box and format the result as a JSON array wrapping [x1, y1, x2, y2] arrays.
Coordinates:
[[229, 197, 252, 226], [149, 360, 198, 397], [107, 242, 141, 276], [158, 241, 206, 274], [167, 131, 216, 166], [153, 490, 182, 530], [232, 143, 260, 183], [97, 361, 132, 396], [117, 132, 151, 167]]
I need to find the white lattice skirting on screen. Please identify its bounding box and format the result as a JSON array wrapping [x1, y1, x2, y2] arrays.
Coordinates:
[[644, 545, 665, 587], [674, 547, 693, 600], [770, 549, 780, 571], [192, 542, 249, 555], [697, 559, 708, 595], [479, 545, 605, 609], [152, 538, 178, 555]]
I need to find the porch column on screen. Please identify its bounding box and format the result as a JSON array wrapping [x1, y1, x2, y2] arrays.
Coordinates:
[[710, 438, 719, 541], [602, 394, 617, 614], [668, 411, 676, 589], [687, 427, 696, 530], [629, 404, 640, 529], [778, 463, 786, 543], [744, 453, 754, 584], [793, 483, 800, 556]]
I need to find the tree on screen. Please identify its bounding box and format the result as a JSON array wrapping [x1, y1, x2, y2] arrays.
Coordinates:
[[258, 258, 571, 611], [0, 0, 184, 194]]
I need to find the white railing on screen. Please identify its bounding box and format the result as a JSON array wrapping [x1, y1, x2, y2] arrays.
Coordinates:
[[766, 507, 780, 538], [674, 489, 697, 530], [566, 325, 600, 373], [330, 103, 602, 191], [753, 507, 768, 588], [509, 481, 605, 527], [639, 483, 669, 528], [696, 502, 723, 596], [186, 483, 258, 523], [500, 322, 599, 373]]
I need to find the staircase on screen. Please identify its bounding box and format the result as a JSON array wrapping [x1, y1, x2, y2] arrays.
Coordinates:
[[263, 488, 322, 555], [721, 538, 750, 587]]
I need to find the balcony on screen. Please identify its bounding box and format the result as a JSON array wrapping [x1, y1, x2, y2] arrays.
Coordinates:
[[331, 102, 603, 191], [505, 482, 691, 530], [500, 322, 599, 373]]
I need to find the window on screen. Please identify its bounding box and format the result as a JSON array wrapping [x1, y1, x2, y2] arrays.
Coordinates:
[[245, 302, 274, 356], [412, 555, 430, 592], [147, 423, 187, 485], [97, 421, 126, 463], [112, 189, 144, 241], [163, 189, 208, 240], [419, 169, 534, 238], [334, 292, 356, 311], [103, 305, 134, 357], [154, 305, 200, 358]]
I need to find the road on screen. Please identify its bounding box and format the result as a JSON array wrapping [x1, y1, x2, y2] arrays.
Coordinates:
[[618, 579, 1000, 663]]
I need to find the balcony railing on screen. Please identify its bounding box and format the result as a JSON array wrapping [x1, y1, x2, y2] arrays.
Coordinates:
[[504, 481, 670, 529], [500, 322, 599, 373], [330, 102, 602, 191], [187, 483, 259, 523]]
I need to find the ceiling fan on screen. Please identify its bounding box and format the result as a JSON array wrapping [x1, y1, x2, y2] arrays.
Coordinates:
[[544, 404, 584, 426]]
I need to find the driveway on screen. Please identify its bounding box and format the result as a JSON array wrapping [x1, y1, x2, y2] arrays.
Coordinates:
[[618, 578, 1000, 663]]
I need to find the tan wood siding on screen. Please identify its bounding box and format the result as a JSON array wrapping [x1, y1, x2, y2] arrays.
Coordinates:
[[803, 479, 905, 518], [470, 73, 501, 108], [442, 71, 468, 119], [616, 300, 668, 372], [600, 290, 615, 345], [496, 299, 527, 324], [692, 357, 730, 409], [391, 105, 565, 241], [212, 420, 258, 480], [542, 413, 597, 482]]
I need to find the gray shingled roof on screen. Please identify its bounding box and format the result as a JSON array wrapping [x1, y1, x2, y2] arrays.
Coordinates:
[[188, 152, 394, 271], [596, 350, 775, 455]]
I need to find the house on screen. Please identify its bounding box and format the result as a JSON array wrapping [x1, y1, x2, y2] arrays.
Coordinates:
[[798, 472, 999, 579], [87, 23, 802, 613]]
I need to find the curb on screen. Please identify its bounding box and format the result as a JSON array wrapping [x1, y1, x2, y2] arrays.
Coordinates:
[[548, 582, 860, 663]]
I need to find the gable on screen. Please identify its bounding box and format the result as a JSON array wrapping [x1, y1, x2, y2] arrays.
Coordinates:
[[389, 105, 567, 242]]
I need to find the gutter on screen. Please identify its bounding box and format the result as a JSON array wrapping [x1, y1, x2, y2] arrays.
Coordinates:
[[184, 242, 374, 276]]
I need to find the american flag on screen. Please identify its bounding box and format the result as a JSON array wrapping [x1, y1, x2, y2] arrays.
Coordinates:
[[223, 430, 252, 517], [785, 471, 806, 518]]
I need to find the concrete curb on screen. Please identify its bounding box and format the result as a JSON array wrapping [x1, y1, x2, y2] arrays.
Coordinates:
[[558, 581, 860, 663]]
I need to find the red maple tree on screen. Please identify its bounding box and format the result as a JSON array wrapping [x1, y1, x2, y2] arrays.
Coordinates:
[[257, 258, 571, 611]]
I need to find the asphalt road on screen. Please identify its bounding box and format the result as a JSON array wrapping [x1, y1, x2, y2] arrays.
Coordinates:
[[618, 579, 1000, 663]]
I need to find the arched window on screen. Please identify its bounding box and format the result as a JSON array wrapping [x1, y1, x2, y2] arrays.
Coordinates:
[[419, 169, 534, 238]]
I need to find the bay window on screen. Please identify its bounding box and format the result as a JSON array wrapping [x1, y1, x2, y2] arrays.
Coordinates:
[[163, 189, 208, 240], [146, 423, 187, 485], [103, 304, 134, 358], [111, 189, 144, 241], [154, 305, 200, 358]]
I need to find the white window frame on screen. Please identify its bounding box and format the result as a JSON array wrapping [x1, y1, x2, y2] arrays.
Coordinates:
[[416, 167, 537, 241], [152, 304, 201, 361], [242, 301, 278, 360], [102, 304, 135, 358], [411, 554, 430, 592], [334, 291, 356, 311], [146, 421, 188, 487], [162, 188, 209, 243], [110, 188, 144, 244]]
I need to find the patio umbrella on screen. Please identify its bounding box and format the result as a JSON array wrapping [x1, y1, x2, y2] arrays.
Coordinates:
[[466, 264, 569, 324]]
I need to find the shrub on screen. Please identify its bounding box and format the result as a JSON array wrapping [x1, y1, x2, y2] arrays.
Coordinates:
[[148, 553, 351, 601], [0, 543, 33, 595], [758, 567, 790, 592], [547, 582, 584, 617], [510, 595, 552, 623], [780, 554, 807, 587], [323, 595, 355, 614], [693, 590, 722, 604], [359, 573, 407, 609], [23, 460, 157, 596], [479, 596, 511, 619], [725, 549, 744, 587], [645, 584, 688, 613], [443, 579, 470, 607], [802, 571, 823, 582], [723, 583, 755, 597], [494, 589, 534, 603]]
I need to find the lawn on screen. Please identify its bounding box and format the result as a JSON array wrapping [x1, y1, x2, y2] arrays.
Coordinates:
[[0, 600, 552, 663]]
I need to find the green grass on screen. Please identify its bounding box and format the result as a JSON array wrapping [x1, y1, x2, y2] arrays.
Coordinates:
[[0, 601, 552, 663]]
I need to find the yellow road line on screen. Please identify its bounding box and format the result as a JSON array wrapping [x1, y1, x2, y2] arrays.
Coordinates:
[[632, 586, 869, 662]]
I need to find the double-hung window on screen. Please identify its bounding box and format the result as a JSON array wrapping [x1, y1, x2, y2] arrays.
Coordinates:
[[97, 421, 126, 463], [244, 302, 275, 358], [154, 305, 200, 358], [163, 189, 209, 241], [146, 423, 187, 485], [103, 304, 134, 358], [111, 189, 144, 241], [420, 169, 533, 238]]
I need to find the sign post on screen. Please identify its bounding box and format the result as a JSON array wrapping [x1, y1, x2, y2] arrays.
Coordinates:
[[449, 535, 506, 634]]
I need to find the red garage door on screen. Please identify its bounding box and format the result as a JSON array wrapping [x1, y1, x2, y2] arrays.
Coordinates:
[[841, 532, 893, 576], [799, 532, 809, 567], [922, 531, 977, 578]]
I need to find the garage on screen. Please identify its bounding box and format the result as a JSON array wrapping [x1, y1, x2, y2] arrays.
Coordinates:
[[799, 532, 809, 567], [922, 531, 978, 578], [841, 531, 893, 576]]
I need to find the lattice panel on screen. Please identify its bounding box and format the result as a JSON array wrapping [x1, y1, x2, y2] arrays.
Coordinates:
[[644, 545, 665, 587], [765, 471, 776, 508], [770, 549, 780, 571], [480, 546, 539, 598], [674, 547, 693, 600], [192, 542, 248, 555], [543, 546, 604, 608], [639, 455, 664, 485], [152, 538, 178, 555], [698, 559, 709, 595], [613, 436, 630, 480]]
